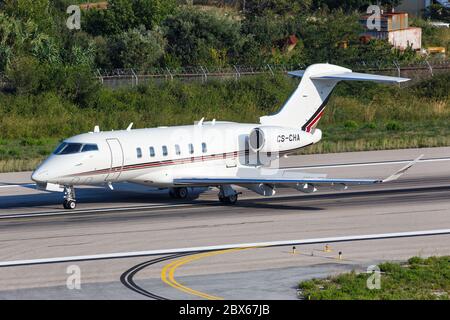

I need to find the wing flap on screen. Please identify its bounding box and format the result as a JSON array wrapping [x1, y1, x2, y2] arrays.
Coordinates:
[[174, 177, 377, 186]]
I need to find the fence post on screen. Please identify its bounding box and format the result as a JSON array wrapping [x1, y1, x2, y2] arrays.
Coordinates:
[[393, 60, 401, 78], [267, 64, 275, 77], [131, 68, 138, 87], [96, 69, 103, 84], [200, 66, 207, 83], [425, 60, 433, 77], [233, 65, 240, 81], [166, 67, 173, 81]]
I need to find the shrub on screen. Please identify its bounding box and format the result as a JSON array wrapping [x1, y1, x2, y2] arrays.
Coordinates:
[[5, 56, 45, 94], [344, 120, 359, 129], [385, 121, 403, 131]]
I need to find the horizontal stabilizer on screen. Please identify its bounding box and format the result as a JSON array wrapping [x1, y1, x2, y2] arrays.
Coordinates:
[[288, 70, 409, 83]]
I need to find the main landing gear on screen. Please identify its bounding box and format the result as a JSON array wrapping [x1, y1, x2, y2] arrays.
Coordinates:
[[63, 186, 76, 210], [169, 187, 189, 200], [218, 185, 240, 205]]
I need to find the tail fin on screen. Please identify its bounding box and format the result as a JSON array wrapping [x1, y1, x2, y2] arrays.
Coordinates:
[[260, 63, 409, 131]]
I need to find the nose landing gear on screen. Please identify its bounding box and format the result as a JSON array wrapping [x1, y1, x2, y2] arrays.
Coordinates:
[[63, 186, 76, 209]]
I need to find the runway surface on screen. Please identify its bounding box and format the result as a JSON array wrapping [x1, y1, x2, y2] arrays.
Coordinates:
[[0, 147, 449, 299]]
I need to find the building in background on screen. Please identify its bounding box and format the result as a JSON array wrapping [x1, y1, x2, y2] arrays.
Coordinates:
[[360, 11, 422, 50]]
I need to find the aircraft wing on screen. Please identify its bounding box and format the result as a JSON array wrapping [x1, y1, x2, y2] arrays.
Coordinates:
[[174, 155, 423, 187]]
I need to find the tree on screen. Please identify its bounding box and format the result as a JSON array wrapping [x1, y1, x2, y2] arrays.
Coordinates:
[[296, 10, 363, 65], [132, 0, 177, 30], [5, 55, 44, 94], [107, 27, 166, 70], [162, 8, 244, 66], [424, 4, 450, 23], [312, 0, 402, 12], [84, 0, 136, 36], [243, 0, 312, 17]]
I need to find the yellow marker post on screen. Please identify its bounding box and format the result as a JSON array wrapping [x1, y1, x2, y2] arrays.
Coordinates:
[[292, 246, 297, 255], [324, 244, 332, 252], [338, 251, 342, 260]]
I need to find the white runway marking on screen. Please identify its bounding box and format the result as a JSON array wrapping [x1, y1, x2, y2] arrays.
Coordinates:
[[285, 157, 450, 170], [1, 229, 449, 267], [0, 203, 195, 219], [0, 183, 35, 189]]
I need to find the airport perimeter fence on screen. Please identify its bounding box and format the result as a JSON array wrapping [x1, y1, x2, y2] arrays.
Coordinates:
[[96, 59, 450, 89], [0, 59, 449, 90]]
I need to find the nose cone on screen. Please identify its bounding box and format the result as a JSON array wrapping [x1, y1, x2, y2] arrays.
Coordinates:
[[31, 167, 49, 184]]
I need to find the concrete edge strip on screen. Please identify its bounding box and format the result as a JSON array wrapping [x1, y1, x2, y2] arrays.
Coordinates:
[[1, 229, 449, 268]]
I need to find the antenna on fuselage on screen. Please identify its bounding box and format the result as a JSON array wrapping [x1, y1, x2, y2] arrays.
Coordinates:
[[126, 123, 134, 131], [94, 125, 100, 133], [197, 117, 205, 126]]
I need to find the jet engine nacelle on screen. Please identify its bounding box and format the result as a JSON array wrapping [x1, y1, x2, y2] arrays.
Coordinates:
[[249, 126, 322, 153]]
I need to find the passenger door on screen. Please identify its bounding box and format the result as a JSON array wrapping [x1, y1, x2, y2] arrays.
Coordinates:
[[105, 138, 124, 181]]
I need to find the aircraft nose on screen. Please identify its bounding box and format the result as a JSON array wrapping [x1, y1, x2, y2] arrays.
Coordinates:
[[31, 168, 49, 183]]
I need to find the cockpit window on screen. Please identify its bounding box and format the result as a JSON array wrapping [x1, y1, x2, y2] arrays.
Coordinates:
[[53, 143, 98, 155], [53, 143, 68, 154], [81, 144, 99, 152]]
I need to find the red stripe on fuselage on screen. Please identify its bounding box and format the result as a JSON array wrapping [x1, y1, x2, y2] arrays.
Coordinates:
[[306, 109, 325, 133]]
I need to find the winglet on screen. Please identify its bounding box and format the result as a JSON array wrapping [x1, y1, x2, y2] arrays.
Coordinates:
[[380, 154, 423, 183]]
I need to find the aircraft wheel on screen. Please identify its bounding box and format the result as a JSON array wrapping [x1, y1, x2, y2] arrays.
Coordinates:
[[63, 200, 76, 210], [177, 187, 189, 199], [226, 194, 238, 205], [219, 194, 237, 205]]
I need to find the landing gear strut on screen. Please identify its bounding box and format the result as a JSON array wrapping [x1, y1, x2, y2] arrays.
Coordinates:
[[63, 186, 76, 209], [169, 187, 189, 200], [218, 185, 239, 205]]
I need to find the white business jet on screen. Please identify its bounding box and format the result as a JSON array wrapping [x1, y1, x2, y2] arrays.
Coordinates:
[[31, 63, 420, 209]]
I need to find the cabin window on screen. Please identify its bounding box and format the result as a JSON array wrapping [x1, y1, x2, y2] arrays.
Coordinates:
[[149, 147, 155, 157], [202, 142, 207, 153], [136, 147, 142, 158], [188, 143, 194, 154], [81, 144, 99, 152], [175, 144, 181, 155], [162, 145, 168, 156]]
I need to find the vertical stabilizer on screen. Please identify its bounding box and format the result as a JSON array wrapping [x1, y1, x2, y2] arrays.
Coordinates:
[[260, 63, 408, 131]]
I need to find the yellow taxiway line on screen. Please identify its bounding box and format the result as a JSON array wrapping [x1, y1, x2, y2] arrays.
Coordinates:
[[161, 248, 248, 300]]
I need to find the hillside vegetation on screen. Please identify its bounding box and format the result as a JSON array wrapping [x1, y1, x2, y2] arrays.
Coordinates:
[[0, 72, 449, 172]]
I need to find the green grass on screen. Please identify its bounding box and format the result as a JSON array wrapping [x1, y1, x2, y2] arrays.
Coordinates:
[[298, 256, 450, 300], [0, 73, 449, 172]]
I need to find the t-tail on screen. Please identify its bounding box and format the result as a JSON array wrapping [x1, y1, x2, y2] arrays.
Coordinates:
[[260, 63, 409, 131]]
